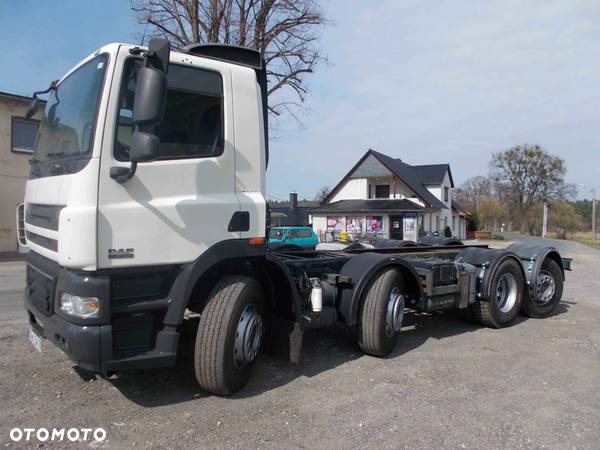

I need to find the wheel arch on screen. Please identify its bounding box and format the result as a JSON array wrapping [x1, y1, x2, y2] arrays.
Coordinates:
[[163, 239, 295, 325], [455, 247, 526, 300], [505, 242, 565, 303], [338, 252, 423, 326]]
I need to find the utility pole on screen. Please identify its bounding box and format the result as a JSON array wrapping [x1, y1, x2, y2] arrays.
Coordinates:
[[593, 188, 597, 241], [578, 184, 597, 242], [542, 200, 548, 238]]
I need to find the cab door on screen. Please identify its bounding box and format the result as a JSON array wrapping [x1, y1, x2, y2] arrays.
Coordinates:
[[97, 46, 239, 268]]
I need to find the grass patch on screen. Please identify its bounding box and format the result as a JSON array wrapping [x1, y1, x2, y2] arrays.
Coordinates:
[[570, 232, 600, 250], [547, 231, 600, 250], [476, 234, 505, 241]]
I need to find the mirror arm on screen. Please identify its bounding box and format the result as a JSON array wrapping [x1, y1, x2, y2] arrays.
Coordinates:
[[110, 162, 138, 183], [26, 79, 59, 119], [32, 79, 59, 98]]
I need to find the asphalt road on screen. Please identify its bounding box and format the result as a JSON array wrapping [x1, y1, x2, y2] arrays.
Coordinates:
[[1, 238, 599, 449], [0, 261, 26, 316]]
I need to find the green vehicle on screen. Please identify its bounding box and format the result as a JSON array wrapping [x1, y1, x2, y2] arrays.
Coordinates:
[[268, 226, 319, 249]]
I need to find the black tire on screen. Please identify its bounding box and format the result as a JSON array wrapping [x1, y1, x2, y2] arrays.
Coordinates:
[[358, 268, 405, 357], [470, 259, 524, 328], [194, 276, 264, 396], [522, 259, 563, 318]]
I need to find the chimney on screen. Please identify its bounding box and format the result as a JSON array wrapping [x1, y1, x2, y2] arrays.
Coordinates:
[[289, 192, 298, 210]]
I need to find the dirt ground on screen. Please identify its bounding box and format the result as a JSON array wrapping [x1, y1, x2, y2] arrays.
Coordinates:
[[1, 238, 599, 449]]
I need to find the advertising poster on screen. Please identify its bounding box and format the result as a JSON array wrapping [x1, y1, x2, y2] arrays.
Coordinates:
[[366, 216, 383, 233], [327, 216, 343, 231], [346, 216, 363, 234], [403, 214, 417, 241]]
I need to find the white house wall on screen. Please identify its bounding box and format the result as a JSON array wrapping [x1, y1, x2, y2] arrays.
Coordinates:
[[331, 178, 368, 202]]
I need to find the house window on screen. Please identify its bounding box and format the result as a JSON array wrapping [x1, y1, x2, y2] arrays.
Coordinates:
[[452, 215, 456, 230], [11, 117, 39, 154], [375, 185, 390, 198], [444, 187, 449, 202]]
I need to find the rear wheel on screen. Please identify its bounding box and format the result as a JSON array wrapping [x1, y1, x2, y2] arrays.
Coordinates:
[[471, 259, 524, 328], [194, 276, 264, 395], [358, 268, 405, 357], [522, 259, 563, 318]]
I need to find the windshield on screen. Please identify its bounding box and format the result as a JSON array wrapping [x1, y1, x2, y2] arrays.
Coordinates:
[[33, 54, 108, 163], [269, 229, 285, 239]]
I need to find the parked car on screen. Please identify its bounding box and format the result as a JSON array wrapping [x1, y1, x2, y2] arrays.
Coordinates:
[[268, 226, 319, 249]]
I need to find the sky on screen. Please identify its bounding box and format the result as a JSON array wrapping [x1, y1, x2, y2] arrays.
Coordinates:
[[1, 0, 598, 200]]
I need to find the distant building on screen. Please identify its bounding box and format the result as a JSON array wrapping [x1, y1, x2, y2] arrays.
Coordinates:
[[0, 91, 44, 253], [269, 193, 317, 227], [312, 149, 469, 241]]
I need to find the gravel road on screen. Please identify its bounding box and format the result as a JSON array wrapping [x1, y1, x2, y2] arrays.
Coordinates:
[[1, 238, 599, 449]]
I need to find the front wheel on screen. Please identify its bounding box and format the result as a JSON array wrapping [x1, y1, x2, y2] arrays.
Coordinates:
[[471, 259, 524, 328], [194, 276, 264, 395]]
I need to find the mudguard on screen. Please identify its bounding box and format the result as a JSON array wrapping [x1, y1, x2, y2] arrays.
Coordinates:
[[505, 242, 568, 304], [454, 247, 524, 301], [418, 236, 464, 247], [373, 239, 419, 249], [338, 252, 424, 326]]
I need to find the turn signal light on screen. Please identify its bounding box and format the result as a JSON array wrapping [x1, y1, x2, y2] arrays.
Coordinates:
[[249, 237, 266, 246]]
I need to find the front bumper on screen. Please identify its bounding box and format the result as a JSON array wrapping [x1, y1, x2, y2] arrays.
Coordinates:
[[27, 298, 103, 372], [24, 252, 179, 374]]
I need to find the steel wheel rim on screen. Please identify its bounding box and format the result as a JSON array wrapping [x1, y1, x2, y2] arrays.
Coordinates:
[[234, 304, 263, 369], [535, 270, 556, 305], [495, 273, 517, 313], [386, 286, 404, 337]]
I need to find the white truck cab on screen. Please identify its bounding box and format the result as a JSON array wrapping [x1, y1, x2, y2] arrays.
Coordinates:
[[25, 42, 267, 270]]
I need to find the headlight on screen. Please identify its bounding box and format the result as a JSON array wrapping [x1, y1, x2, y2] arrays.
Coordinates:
[[60, 293, 100, 318]]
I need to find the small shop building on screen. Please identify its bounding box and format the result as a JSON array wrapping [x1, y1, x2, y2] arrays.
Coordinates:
[[311, 149, 468, 242]]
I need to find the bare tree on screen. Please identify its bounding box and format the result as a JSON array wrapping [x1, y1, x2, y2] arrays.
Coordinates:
[[490, 144, 567, 234], [454, 176, 493, 213], [314, 185, 330, 203], [131, 0, 327, 120]]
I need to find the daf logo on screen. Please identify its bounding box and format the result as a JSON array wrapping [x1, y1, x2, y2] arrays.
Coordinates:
[[108, 248, 135, 259]]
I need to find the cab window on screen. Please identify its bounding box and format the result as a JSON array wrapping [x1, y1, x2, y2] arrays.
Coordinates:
[[114, 58, 224, 161]]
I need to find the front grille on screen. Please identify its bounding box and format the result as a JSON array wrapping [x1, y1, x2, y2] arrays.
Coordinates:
[[26, 231, 58, 252], [26, 264, 55, 316], [16, 203, 27, 246], [25, 204, 64, 231]]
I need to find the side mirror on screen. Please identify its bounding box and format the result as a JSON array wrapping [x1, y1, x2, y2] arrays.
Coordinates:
[[132, 66, 167, 126], [129, 131, 159, 163], [148, 37, 170, 73], [111, 38, 170, 183]]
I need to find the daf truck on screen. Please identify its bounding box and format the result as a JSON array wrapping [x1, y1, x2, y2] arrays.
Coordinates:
[[23, 39, 570, 395]]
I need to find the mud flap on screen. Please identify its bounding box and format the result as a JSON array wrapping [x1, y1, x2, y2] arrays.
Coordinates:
[[264, 316, 303, 364]]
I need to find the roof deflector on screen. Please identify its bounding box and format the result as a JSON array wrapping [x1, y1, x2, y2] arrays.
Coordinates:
[[183, 43, 263, 70]]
